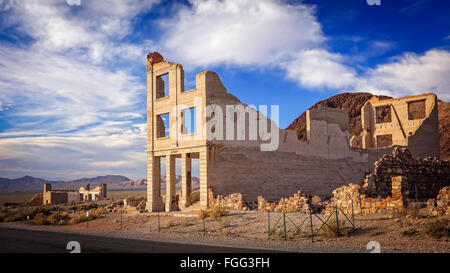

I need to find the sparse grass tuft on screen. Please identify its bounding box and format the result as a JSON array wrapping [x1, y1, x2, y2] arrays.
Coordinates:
[[406, 203, 421, 218], [422, 218, 449, 239], [218, 218, 230, 229], [69, 214, 88, 225], [197, 210, 208, 220], [180, 219, 189, 227], [320, 219, 339, 238], [207, 206, 228, 219], [402, 228, 419, 237], [165, 220, 174, 228]]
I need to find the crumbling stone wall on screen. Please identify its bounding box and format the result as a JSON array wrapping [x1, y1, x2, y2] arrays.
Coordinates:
[[362, 147, 449, 200], [324, 176, 408, 215], [427, 186, 450, 216], [208, 188, 247, 211], [257, 190, 311, 212]]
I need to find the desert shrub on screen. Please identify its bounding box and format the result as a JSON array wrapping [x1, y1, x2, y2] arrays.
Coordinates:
[[218, 218, 230, 229], [90, 207, 107, 218], [423, 218, 450, 239], [180, 219, 189, 227], [197, 210, 208, 220], [30, 213, 49, 225], [320, 219, 339, 238], [402, 228, 419, 237], [3, 210, 28, 222], [46, 212, 70, 225], [221, 229, 231, 236], [406, 203, 421, 218], [165, 220, 174, 228], [69, 214, 88, 225], [0, 211, 6, 222], [319, 218, 353, 238], [390, 207, 407, 219], [207, 206, 228, 219]]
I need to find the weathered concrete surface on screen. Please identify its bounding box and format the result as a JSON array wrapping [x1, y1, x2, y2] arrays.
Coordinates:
[[145, 52, 441, 211]]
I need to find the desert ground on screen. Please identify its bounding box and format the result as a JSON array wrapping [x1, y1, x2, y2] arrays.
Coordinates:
[[0, 198, 448, 253]]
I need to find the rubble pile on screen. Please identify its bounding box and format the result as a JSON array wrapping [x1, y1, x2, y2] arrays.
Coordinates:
[[363, 147, 449, 200], [208, 189, 247, 211], [123, 196, 146, 213], [27, 193, 43, 206], [257, 190, 311, 212], [324, 177, 407, 215], [427, 186, 450, 216]]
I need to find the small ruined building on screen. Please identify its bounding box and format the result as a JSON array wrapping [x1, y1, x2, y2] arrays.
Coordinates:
[[145, 52, 442, 212], [43, 183, 107, 205]]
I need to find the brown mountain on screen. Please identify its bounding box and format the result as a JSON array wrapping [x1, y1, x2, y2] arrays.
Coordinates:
[[286, 92, 449, 160]]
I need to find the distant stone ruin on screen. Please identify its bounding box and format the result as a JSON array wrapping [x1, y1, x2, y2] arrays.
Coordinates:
[[43, 183, 107, 205]]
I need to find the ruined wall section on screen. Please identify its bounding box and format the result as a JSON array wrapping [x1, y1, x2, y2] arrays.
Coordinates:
[[362, 147, 449, 200], [203, 73, 372, 201], [357, 93, 440, 159]]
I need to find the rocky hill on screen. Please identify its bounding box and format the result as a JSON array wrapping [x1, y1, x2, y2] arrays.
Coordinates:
[[286, 92, 449, 160]]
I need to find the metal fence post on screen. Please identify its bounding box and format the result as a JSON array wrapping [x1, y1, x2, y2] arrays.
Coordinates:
[[309, 208, 314, 243], [203, 217, 206, 236], [351, 199, 355, 230], [335, 206, 340, 236], [267, 211, 270, 240], [283, 212, 287, 241], [120, 210, 122, 230], [157, 211, 160, 232]]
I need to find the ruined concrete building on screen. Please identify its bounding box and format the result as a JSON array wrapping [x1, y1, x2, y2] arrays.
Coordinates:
[[145, 52, 440, 212], [43, 183, 107, 205]]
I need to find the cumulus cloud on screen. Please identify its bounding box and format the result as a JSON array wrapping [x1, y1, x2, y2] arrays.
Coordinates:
[[0, 0, 159, 179], [1, 0, 157, 62], [160, 0, 323, 67], [159, 0, 449, 100], [356, 49, 450, 100], [281, 49, 357, 89], [0, 124, 147, 180]]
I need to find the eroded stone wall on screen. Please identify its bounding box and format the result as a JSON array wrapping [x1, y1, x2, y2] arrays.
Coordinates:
[[362, 147, 449, 200]]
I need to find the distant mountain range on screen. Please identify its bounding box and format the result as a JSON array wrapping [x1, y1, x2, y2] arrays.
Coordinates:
[[0, 175, 199, 193]]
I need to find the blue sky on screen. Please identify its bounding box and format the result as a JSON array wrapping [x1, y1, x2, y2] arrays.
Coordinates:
[[0, 0, 449, 180]]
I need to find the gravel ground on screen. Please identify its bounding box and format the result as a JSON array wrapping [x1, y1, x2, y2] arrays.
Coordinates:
[[1, 211, 448, 253]]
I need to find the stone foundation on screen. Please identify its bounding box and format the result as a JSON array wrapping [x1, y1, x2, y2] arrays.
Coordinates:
[[362, 147, 449, 200], [257, 190, 311, 212], [324, 176, 408, 215], [427, 186, 450, 216], [208, 188, 247, 211]]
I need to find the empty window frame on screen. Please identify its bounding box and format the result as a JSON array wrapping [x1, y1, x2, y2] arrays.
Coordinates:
[[155, 73, 169, 99], [181, 107, 196, 134], [408, 100, 426, 120], [375, 105, 392, 124], [376, 134, 393, 148], [156, 113, 170, 138]]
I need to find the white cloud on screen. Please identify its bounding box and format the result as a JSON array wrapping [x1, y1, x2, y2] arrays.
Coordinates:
[[1, 0, 157, 63], [159, 0, 449, 101], [160, 0, 323, 67], [0, 123, 147, 180], [281, 49, 357, 89], [0, 0, 158, 180], [356, 49, 450, 100]]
